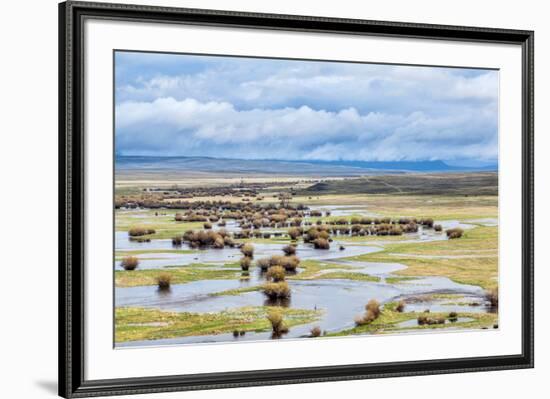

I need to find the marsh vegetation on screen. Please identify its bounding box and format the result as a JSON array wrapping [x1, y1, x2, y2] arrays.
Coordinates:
[[114, 171, 498, 346]]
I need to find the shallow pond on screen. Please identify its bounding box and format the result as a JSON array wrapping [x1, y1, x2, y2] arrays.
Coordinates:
[[116, 271, 485, 346], [115, 238, 381, 270], [115, 207, 495, 346]]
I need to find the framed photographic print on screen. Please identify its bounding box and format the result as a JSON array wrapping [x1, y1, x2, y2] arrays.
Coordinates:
[[59, 1, 534, 397]]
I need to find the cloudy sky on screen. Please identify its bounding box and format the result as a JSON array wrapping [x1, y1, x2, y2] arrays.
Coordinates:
[[115, 51, 498, 165]]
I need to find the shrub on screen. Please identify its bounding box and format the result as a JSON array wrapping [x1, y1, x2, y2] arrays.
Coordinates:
[[266, 265, 286, 282], [291, 218, 302, 227], [403, 223, 418, 233], [434, 224, 443, 232], [420, 218, 434, 228], [262, 282, 291, 299], [395, 300, 405, 312], [485, 287, 498, 308], [282, 244, 297, 256], [304, 227, 320, 242], [156, 273, 172, 290], [310, 326, 321, 337], [446, 227, 464, 239], [172, 236, 183, 246], [313, 238, 330, 249], [449, 312, 458, 322], [267, 310, 288, 336], [213, 236, 225, 249], [389, 225, 403, 236], [366, 299, 381, 318], [240, 256, 252, 271], [224, 236, 235, 247], [256, 258, 271, 271], [120, 256, 139, 270], [268, 255, 284, 267], [218, 220, 226, 227], [417, 315, 429, 325], [174, 213, 184, 222], [203, 222, 212, 229], [355, 299, 381, 325], [128, 226, 155, 237], [288, 227, 302, 240], [240, 243, 254, 258], [283, 255, 300, 271]]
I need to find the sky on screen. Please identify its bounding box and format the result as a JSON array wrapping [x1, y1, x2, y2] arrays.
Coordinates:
[[115, 51, 499, 165]]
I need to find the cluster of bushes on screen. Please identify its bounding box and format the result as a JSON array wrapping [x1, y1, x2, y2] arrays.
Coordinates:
[[417, 314, 446, 325], [259, 245, 303, 301], [128, 226, 156, 237], [263, 281, 291, 300], [257, 255, 300, 272], [354, 299, 381, 326], [120, 256, 139, 271], [180, 229, 234, 249], [118, 196, 296, 212], [177, 212, 209, 222], [446, 227, 464, 239], [232, 330, 246, 337], [303, 226, 331, 248]]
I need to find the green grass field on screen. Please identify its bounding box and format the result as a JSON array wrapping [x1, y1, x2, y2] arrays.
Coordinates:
[[116, 306, 322, 342]]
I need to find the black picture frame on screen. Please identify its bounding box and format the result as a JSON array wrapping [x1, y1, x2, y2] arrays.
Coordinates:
[[59, 1, 534, 397]]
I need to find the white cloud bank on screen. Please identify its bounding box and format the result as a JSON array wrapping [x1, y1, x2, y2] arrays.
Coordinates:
[[116, 96, 497, 162], [115, 53, 499, 162]]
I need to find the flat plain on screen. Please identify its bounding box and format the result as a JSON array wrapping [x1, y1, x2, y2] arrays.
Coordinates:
[[114, 167, 498, 347]]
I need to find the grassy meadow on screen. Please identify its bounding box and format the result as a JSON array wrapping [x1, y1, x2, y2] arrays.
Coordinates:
[[114, 171, 499, 346]]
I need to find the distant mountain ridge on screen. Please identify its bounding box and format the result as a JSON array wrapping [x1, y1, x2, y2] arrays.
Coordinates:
[[116, 155, 497, 175], [291, 159, 497, 172]]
